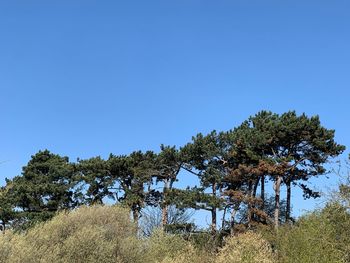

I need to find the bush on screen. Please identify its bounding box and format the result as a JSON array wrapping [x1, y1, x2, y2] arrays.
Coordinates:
[[144, 229, 211, 263], [275, 203, 350, 263], [0, 205, 143, 263], [216, 231, 275, 263], [186, 231, 222, 252], [3, 203, 348, 263], [0, 231, 14, 263], [0, 206, 210, 263]]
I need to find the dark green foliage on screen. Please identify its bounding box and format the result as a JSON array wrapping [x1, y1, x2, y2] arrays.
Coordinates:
[[181, 131, 227, 188], [153, 145, 183, 228], [0, 186, 16, 231], [181, 131, 227, 232], [155, 145, 182, 186], [109, 151, 158, 222], [76, 156, 114, 205], [7, 150, 76, 229], [167, 187, 222, 211], [229, 111, 345, 228], [0, 110, 345, 235]]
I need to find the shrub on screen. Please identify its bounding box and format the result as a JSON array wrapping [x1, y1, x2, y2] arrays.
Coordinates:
[[216, 231, 275, 263], [274, 203, 350, 263], [0, 231, 14, 263], [144, 229, 211, 263], [0, 205, 143, 263]]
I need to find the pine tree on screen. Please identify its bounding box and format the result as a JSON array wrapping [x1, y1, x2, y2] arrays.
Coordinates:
[[242, 111, 345, 229], [181, 131, 226, 233], [108, 151, 158, 224], [154, 145, 182, 229], [76, 156, 114, 205], [8, 150, 76, 228]]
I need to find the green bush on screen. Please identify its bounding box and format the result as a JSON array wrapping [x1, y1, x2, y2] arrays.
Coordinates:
[[275, 203, 350, 263]]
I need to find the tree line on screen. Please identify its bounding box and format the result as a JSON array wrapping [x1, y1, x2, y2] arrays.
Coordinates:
[[0, 110, 345, 233]]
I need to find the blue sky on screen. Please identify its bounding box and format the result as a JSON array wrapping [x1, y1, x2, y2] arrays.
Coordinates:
[[1, 1, 350, 225]]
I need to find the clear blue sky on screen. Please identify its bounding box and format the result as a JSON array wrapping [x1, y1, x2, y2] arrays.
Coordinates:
[[1, 1, 350, 224]]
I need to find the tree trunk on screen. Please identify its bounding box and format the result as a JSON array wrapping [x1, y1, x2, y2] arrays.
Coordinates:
[[211, 207, 217, 234], [230, 207, 237, 235], [274, 175, 282, 230], [162, 205, 168, 229], [253, 178, 259, 198], [161, 179, 170, 229], [247, 181, 253, 228], [251, 178, 260, 223], [222, 205, 228, 230], [286, 180, 291, 223], [211, 183, 217, 234], [132, 209, 139, 226], [261, 175, 265, 210]]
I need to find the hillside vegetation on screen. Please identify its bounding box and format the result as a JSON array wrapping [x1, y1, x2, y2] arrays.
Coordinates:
[[0, 201, 349, 263], [0, 110, 349, 262]]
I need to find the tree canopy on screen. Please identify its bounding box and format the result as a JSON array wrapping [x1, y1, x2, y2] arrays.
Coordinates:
[[1, 111, 345, 233]]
